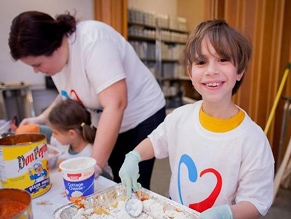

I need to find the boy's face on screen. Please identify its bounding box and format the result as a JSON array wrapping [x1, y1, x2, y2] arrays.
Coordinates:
[[187, 38, 243, 105]]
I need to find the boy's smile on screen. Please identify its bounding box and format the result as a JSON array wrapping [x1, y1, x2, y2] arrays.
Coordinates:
[[188, 37, 243, 118]]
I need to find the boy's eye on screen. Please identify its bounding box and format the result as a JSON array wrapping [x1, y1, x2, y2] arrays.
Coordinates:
[[196, 60, 205, 65], [220, 58, 228, 62]]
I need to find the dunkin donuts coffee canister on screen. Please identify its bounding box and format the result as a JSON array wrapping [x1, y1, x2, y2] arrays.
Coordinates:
[[0, 134, 51, 198]]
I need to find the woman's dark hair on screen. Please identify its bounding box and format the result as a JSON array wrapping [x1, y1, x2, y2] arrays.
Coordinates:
[[48, 99, 96, 144], [8, 11, 77, 60], [181, 19, 252, 95]]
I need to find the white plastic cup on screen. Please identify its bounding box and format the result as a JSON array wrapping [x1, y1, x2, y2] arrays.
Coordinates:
[[59, 157, 96, 201]]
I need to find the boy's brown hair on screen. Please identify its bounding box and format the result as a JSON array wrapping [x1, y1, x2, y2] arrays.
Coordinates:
[[181, 19, 252, 95]]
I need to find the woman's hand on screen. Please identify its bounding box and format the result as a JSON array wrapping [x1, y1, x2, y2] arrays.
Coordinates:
[[94, 164, 103, 179], [20, 94, 62, 126], [20, 115, 45, 126]]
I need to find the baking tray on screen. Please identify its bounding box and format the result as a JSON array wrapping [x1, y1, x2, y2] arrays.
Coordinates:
[[53, 183, 199, 218]]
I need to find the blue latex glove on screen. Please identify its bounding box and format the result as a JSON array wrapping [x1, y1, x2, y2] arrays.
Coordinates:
[[198, 205, 233, 219], [119, 151, 142, 198]]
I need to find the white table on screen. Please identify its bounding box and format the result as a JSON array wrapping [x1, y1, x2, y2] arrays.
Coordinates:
[[31, 169, 116, 218]]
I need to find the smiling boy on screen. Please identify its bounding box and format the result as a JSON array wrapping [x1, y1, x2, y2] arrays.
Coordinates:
[[119, 19, 274, 219]]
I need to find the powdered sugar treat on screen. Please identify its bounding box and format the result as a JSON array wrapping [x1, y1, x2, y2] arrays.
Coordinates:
[[53, 184, 199, 219], [67, 184, 198, 219], [72, 198, 194, 219]]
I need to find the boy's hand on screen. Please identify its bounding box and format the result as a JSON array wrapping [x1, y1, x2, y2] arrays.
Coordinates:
[[119, 151, 141, 198], [198, 205, 233, 219]]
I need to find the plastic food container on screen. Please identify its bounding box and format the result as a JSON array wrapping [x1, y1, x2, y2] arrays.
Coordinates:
[[59, 157, 96, 201]]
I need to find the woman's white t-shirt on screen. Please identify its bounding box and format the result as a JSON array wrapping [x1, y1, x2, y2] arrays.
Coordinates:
[[52, 21, 165, 133]]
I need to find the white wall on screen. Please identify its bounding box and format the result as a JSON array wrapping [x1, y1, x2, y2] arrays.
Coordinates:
[[0, 0, 94, 87]]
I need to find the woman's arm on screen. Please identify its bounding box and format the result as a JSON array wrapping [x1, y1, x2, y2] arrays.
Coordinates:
[[90, 79, 127, 169]]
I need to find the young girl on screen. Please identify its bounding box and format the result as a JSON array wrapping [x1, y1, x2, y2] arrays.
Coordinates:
[[119, 19, 274, 219], [48, 99, 113, 180]]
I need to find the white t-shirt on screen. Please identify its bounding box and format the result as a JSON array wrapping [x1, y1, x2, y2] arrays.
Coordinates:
[[50, 137, 112, 178], [52, 21, 165, 133], [148, 101, 274, 216], [58, 144, 92, 161]]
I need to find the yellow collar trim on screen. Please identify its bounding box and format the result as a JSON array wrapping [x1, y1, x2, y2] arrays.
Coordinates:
[[199, 107, 245, 132]]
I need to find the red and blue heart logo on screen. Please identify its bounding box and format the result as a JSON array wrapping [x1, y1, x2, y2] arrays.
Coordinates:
[[178, 154, 222, 213]]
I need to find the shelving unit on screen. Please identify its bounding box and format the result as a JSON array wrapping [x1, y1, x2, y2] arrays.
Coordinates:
[[128, 9, 200, 108], [127, 9, 156, 76]]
